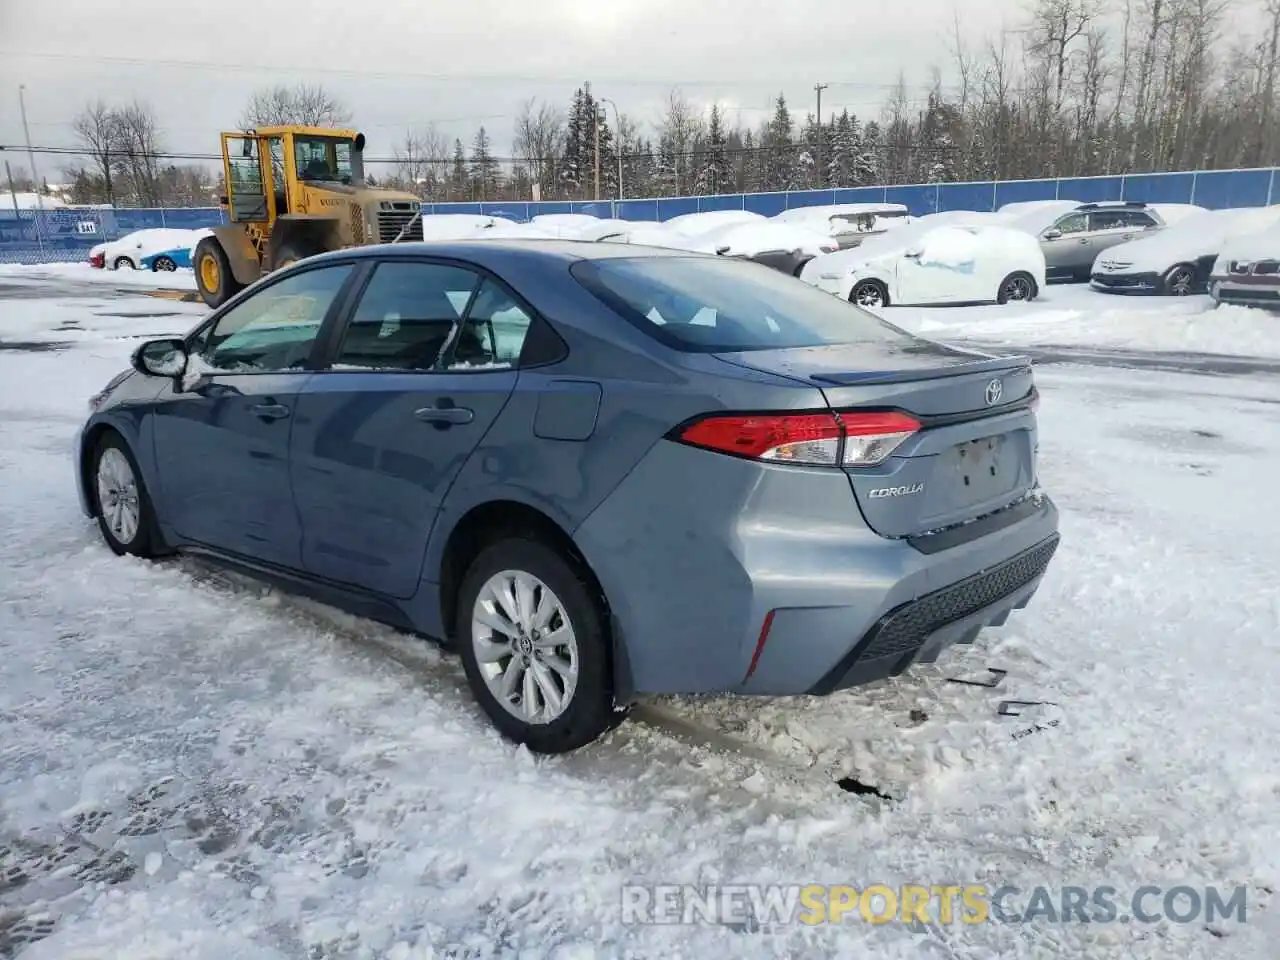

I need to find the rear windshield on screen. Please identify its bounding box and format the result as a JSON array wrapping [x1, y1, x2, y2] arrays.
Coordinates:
[[569, 255, 916, 353]]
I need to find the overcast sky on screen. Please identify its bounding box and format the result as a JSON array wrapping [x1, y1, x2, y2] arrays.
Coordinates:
[[0, 0, 1025, 179]]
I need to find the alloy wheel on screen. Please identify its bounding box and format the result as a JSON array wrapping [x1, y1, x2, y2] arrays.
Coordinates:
[[854, 283, 885, 309], [471, 569, 579, 724], [1003, 276, 1033, 301], [96, 447, 141, 545], [1168, 268, 1194, 296]]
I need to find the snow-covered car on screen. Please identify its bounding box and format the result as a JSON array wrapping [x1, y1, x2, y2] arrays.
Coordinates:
[[683, 221, 839, 276], [1207, 227, 1280, 309], [98, 228, 209, 271], [1091, 205, 1280, 296], [800, 220, 1046, 308], [660, 210, 766, 237], [771, 203, 911, 249], [88, 242, 107, 269]]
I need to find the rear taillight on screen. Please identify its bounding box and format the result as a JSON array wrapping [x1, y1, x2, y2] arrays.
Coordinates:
[[677, 410, 920, 467]]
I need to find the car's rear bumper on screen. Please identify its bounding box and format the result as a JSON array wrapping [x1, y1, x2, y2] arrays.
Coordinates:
[[574, 439, 1061, 698], [1090, 270, 1161, 293], [807, 532, 1059, 693]]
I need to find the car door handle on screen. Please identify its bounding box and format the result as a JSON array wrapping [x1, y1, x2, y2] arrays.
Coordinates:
[[415, 405, 474, 425], [249, 402, 290, 421]]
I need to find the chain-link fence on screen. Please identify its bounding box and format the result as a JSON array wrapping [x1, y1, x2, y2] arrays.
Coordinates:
[[3, 167, 1277, 265]]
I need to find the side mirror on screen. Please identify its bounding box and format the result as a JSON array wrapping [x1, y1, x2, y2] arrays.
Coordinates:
[[132, 338, 188, 378], [1043, 229, 1063, 241]]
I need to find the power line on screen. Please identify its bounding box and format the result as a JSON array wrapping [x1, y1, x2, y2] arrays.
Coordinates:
[[0, 49, 953, 93]]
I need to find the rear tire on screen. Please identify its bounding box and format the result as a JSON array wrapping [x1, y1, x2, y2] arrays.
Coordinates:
[[193, 237, 242, 309], [456, 538, 624, 753], [998, 271, 1037, 304], [152, 255, 177, 273], [851, 279, 889, 310], [1163, 263, 1196, 296]]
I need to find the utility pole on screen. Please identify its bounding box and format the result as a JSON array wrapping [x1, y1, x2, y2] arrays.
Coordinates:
[[17, 85, 45, 256], [814, 82, 829, 185], [601, 97, 624, 202], [5, 158, 21, 217], [594, 104, 602, 202], [17, 85, 43, 212]]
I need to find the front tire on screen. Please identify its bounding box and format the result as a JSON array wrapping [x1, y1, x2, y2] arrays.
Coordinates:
[[112, 256, 135, 271], [91, 431, 163, 559], [457, 538, 622, 753], [1163, 263, 1196, 296], [851, 279, 889, 310], [998, 271, 1037, 304], [193, 237, 243, 309]]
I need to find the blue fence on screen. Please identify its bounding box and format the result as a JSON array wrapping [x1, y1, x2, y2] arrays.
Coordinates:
[[3, 166, 1278, 265]]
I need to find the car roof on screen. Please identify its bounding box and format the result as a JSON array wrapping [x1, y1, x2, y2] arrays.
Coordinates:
[[302, 238, 700, 269]]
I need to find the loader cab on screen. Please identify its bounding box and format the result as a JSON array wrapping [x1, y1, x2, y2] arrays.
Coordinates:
[[219, 126, 367, 227]]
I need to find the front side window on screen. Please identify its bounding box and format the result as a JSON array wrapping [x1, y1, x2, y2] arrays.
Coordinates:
[[1052, 213, 1089, 235], [197, 264, 353, 372], [294, 138, 354, 183], [571, 255, 920, 353], [334, 261, 481, 370]]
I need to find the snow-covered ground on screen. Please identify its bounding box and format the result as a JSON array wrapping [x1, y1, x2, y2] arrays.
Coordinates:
[[0, 261, 197, 292], [2, 278, 1280, 958]]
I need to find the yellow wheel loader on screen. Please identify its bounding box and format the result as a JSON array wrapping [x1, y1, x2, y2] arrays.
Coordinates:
[[193, 126, 424, 307]]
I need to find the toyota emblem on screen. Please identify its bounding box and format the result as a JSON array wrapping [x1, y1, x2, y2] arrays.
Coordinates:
[[985, 378, 1004, 406]]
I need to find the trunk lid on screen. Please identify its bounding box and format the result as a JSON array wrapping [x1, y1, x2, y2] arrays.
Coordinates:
[[714, 341, 1039, 539]]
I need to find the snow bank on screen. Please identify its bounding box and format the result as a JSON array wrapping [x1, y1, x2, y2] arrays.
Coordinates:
[[892, 283, 1280, 358]]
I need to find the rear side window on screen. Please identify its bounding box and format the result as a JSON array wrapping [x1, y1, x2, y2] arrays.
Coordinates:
[[570, 256, 918, 353]]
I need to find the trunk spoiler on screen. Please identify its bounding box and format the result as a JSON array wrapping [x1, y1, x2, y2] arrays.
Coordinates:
[[806, 354, 1033, 387]]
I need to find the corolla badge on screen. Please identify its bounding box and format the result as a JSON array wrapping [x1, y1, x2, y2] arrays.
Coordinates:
[[985, 378, 1004, 406], [869, 483, 925, 499]]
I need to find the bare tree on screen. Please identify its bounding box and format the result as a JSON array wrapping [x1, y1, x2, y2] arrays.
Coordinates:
[[238, 83, 351, 128], [513, 98, 566, 198], [393, 125, 450, 197], [112, 101, 163, 206], [71, 100, 119, 205]]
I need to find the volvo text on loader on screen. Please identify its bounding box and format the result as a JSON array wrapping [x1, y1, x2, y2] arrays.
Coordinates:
[[193, 126, 424, 307]]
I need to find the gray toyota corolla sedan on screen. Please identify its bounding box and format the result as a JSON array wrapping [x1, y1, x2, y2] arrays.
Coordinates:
[[76, 240, 1060, 753]]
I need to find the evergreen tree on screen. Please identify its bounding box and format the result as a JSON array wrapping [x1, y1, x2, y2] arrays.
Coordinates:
[[561, 86, 591, 197], [762, 93, 797, 191], [469, 126, 501, 200], [449, 139, 468, 200], [860, 121, 884, 185], [827, 110, 856, 187], [696, 104, 732, 195]]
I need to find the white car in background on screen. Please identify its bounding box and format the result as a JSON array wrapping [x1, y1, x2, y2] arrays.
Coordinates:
[[95, 228, 208, 270], [1091, 205, 1280, 296], [800, 219, 1046, 308], [771, 203, 911, 248]]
